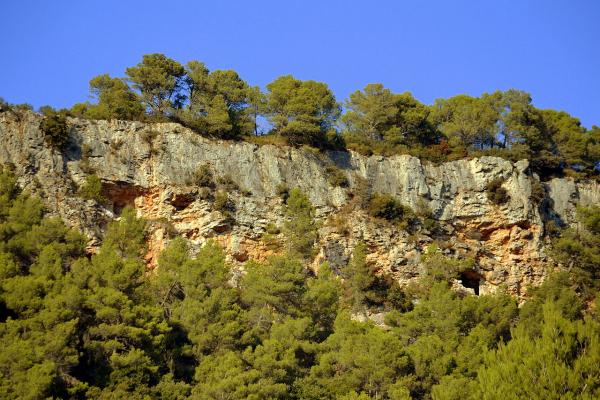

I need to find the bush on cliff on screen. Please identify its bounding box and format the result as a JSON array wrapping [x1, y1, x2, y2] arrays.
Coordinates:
[[367, 193, 415, 228], [78, 174, 106, 203], [39, 108, 70, 149], [486, 178, 509, 205], [283, 188, 318, 260]]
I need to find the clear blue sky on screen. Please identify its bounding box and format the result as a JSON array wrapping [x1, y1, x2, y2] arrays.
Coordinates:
[[1, 0, 599, 127]]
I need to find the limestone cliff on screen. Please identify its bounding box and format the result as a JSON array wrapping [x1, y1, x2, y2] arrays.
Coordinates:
[[1, 111, 598, 298]]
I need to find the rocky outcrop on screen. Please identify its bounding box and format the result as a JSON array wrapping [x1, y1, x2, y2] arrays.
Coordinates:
[[1, 111, 598, 298]]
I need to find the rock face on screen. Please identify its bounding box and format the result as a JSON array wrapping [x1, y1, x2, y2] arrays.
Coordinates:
[[1, 111, 599, 298]]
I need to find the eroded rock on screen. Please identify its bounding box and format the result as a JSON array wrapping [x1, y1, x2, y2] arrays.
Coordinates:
[[2, 110, 598, 299]]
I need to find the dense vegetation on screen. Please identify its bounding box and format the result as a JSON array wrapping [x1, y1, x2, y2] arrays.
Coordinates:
[[4, 53, 598, 179], [1, 166, 599, 400]]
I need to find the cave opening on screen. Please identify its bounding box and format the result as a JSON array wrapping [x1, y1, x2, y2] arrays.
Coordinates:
[[459, 270, 481, 295]]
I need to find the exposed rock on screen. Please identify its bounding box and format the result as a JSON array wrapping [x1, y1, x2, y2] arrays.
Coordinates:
[[1, 110, 598, 299], [547, 178, 600, 225]]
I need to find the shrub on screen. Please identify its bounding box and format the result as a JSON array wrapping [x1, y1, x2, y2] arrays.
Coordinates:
[[217, 174, 239, 191], [328, 207, 351, 236], [415, 198, 439, 232], [79, 144, 95, 174], [213, 190, 233, 212], [486, 178, 509, 205], [261, 232, 282, 251], [265, 223, 281, 235], [531, 179, 546, 204], [326, 165, 349, 188], [276, 183, 289, 201], [544, 219, 562, 237], [141, 129, 160, 145], [12, 102, 34, 112], [349, 175, 372, 208], [79, 175, 106, 203], [40, 109, 69, 148], [283, 188, 318, 259], [368, 193, 413, 222], [189, 164, 215, 188]]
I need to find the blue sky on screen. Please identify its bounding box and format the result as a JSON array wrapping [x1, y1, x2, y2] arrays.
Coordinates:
[[1, 0, 599, 127]]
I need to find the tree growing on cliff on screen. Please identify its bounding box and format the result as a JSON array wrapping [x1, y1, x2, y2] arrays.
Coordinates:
[[126, 53, 186, 117], [552, 205, 600, 297], [180, 61, 253, 138], [80, 74, 145, 120], [343, 242, 373, 314], [282, 188, 318, 260], [265, 75, 340, 146], [39, 107, 70, 149], [429, 94, 498, 150], [539, 109, 600, 173], [342, 84, 435, 151], [342, 83, 399, 142]]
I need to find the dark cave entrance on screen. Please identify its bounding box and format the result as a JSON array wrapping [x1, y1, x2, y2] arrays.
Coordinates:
[[459, 270, 481, 295]]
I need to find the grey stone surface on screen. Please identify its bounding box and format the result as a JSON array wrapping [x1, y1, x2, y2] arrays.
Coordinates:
[[1, 110, 598, 298]]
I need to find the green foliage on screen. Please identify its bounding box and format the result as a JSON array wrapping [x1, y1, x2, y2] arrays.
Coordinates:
[[419, 244, 475, 285], [84, 74, 145, 120], [155, 238, 240, 363], [188, 164, 215, 188], [325, 165, 349, 188], [430, 94, 498, 149], [265, 75, 341, 146], [342, 84, 437, 153], [125, 53, 186, 116], [242, 256, 307, 317], [283, 188, 318, 260], [217, 174, 239, 191], [0, 97, 8, 111], [276, 183, 290, 201], [0, 169, 88, 398], [343, 243, 373, 314], [213, 190, 233, 212], [518, 272, 583, 337], [1, 166, 599, 400], [71, 207, 172, 397], [55, 54, 598, 178], [367, 193, 414, 227], [0, 98, 33, 118], [78, 174, 106, 203], [343, 243, 410, 316], [342, 83, 400, 142], [265, 222, 281, 235], [180, 62, 253, 139], [530, 179, 546, 204], [39, 108, 69, 148], [304, 263, 341, 340], [477, 302, 600, 399], [298, 313, 412, 399], [552, 205, 600, 296], [485, 178, 509, 205], [540, 109, 600, 173], [141, 129, 160, 146]]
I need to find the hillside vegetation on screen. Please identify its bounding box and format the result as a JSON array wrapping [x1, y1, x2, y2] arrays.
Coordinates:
[[0, 165, 599, 399]]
